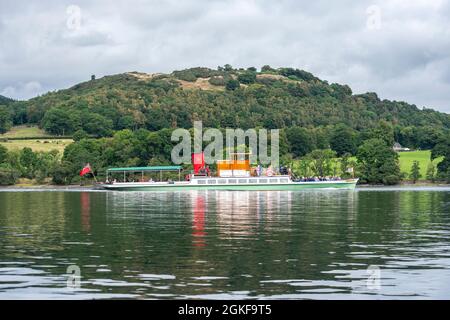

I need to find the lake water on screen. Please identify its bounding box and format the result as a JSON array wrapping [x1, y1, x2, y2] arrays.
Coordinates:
[[0, 188, 450, 299]]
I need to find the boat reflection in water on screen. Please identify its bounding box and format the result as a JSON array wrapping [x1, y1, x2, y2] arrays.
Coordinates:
[[3, 188, 450, 299], [80, 192, 91, 233], [105, 189, 358, 248]]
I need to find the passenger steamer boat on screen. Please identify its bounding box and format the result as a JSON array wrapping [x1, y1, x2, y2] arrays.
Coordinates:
[[100, 153, 358, 191]]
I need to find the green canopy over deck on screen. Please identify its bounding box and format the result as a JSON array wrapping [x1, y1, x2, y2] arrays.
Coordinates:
[[106, 166, 183, 182], [107, 166, 182, 172]]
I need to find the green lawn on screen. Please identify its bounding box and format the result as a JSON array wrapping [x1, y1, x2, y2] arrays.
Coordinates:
[[294, 150, 442, 181], [398, 150, 442, 180], [0, 126, 73, 152], [0, 125, 48, 138], [0, 139, 73, 153]]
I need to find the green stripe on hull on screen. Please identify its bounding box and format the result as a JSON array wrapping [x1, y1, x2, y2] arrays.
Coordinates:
[[104, 182, 357, 192]]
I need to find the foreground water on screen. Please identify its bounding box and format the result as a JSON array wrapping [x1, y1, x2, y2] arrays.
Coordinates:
[[0, 188, 450, 299]]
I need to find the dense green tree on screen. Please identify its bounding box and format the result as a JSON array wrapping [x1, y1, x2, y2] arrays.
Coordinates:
[[0, 168, 19, 185], [416, 126, 444, 150], [223, 64, 233, 72], [225, 79, 240, 91], [357, 138, 402, 185], [369, 120, 395, 147], [19, 147, 38, 178], [237, 71, 256, 84], [73, 129, 88, 141], [293, 158, 312, 178], [285, 127, 314, 157], [83, 113, 113, 137], [50, 162, 73, 185], [426, 162, 436, 182], [339, 153, 356, 178], [330, 124, 357, 156], [0, 145, 7, 164], [305, 149, 336, 177], [409, 160, 421, 183], [261, 65, 275, 73], [395, 126, 417, 148], [41, 108, 74, 135], [63, 138, 104, 176], [431, 134, 450, 182], [0, 105, 12, 134]]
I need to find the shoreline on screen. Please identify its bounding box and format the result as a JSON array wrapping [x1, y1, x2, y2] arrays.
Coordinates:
[[1, 181, 449, 191], [0, 184, 95, 190]]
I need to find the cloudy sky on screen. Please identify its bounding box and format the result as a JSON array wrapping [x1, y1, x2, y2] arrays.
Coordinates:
[[1, 0, 449, 112]]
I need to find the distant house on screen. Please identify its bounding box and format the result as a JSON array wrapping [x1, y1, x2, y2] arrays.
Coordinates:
[[393, 142, 411, 152]]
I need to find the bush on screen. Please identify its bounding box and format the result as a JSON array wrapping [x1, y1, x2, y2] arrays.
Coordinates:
[[225, 79, 240, 91], [173, 67, 218, 82], [261, 65, 276, 73], [237, 71, 256, 84], [0, 144, 7, 163], [50, 163, 73, 185], [208, 76, 225, 86], [383, 175, 401, 185], [73, 129, 88, 141], [0, 168, 19, 185]]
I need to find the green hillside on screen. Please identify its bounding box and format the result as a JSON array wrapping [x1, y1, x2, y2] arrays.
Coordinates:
[[0, 95, 14, 105], [3, 66, 449, 147], [1, 66, 450, 186]]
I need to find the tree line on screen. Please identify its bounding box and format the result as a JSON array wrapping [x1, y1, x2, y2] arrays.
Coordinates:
[[1, 121, 450, 185]]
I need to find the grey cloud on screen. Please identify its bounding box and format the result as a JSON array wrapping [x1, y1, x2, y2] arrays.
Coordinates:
[[0, 0, 449, 112]]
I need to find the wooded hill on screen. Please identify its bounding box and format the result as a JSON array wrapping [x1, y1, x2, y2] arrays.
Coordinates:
[[3, 65, 449, 150], [0, 95, 13, 106]]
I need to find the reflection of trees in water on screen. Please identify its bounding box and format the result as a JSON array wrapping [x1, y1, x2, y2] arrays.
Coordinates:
[[1, 190, 449, 298], [100, 190, 449, 297], [0, 192, 68, 253], [355, 191, 449, 247]]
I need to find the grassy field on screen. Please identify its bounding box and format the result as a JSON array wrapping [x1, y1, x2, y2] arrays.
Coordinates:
[[0, 125, 47, 138], [398, 150, 442, 180], [0, 126, 73, 153], [0, 139, 73, 153], [294, 150, 442, 181]]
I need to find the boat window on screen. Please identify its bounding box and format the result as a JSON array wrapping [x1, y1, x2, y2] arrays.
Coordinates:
[[238, 179, 247, 184], [197, 180, 206, 185], [279, 178, 289, 183], [249, 179, 257, 183], [207, 180, 217, 184], [218, 179, 227, 184], [259, 179, 268, 183], [228, 179, 237, 184]]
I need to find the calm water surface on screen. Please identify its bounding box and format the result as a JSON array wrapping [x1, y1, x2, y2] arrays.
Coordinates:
[[0, 188, 450, 299]]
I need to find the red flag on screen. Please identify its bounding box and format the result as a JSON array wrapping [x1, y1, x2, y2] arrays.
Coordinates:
[[79, 164, 92, 177], [192, 152, 204, 174]]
